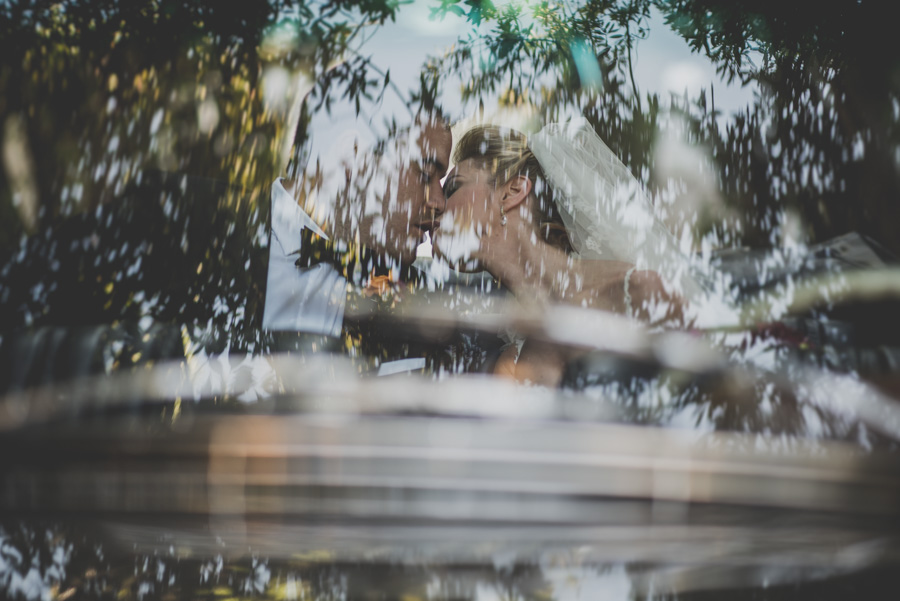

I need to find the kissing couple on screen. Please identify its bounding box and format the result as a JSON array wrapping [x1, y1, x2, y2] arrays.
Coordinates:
[[264, 111, 701, 384]]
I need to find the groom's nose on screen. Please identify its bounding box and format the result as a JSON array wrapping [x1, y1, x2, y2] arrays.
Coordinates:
[[424, 180, 446, 216]]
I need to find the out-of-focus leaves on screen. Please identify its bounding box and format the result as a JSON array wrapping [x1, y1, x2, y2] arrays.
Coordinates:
[[0, 0, 413, 356], [2, 0, 900, 378], [421, 0, 900, 257]]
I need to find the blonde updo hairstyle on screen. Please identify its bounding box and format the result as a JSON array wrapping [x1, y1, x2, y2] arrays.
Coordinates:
[[453, 125, 573, 254]]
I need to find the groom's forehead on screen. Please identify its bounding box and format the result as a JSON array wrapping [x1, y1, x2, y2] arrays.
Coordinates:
[[373, 117, 451, 176], [410, 119, 452, 171]]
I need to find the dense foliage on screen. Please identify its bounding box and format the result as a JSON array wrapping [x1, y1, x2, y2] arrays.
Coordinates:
[[1, 0, 898, 367]]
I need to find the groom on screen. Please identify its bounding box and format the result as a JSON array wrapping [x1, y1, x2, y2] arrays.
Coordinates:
[[261, 112, 452, 343]]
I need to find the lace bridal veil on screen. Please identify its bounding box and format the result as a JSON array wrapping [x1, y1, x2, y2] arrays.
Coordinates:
[[527, 117, 712, 308]]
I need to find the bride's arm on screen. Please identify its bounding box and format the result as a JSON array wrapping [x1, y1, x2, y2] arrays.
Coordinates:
[[497, 264, 687, 386], [488, 238, 687, 325], [486, 238, 688, 384]]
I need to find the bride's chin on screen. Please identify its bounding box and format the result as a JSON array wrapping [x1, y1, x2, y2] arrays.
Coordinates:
[[431, 243, 483, 273]]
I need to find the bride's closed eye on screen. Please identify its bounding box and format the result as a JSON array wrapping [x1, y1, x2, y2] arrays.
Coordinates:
[[443, 176, 461, 197]]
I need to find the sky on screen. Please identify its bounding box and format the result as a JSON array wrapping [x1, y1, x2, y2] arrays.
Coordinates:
[[306, 2, 757, 155], [368, 3, 756, 123]]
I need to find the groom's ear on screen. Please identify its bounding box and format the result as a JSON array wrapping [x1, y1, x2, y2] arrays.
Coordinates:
[[499, 175, 532, 212]]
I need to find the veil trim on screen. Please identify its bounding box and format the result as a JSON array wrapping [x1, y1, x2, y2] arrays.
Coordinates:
[[527, 117, 708, 303]]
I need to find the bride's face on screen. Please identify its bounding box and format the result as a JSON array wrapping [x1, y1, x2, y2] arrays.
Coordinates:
[[432, 159, 499, 271]]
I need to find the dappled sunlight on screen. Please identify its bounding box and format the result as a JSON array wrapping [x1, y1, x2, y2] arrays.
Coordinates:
[[3, 0, 900, 598]]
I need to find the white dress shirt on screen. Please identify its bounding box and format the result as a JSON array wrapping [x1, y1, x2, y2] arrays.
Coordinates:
[[261, 179, 346, 337]]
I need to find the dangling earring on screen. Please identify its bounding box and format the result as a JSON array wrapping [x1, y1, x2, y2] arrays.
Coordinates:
[[500, 206, 508, 227]]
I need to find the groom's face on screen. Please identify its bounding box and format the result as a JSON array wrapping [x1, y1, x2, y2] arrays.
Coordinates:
[[372, 118, 452, 264]]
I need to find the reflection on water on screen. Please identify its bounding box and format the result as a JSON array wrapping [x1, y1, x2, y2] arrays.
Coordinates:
[[0, 523, 627, 601], [3, 366, 900, 598], [2, 521, 900, 600]]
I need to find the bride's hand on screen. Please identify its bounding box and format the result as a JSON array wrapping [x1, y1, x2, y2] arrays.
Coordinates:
[[568, 260, 688, 327]]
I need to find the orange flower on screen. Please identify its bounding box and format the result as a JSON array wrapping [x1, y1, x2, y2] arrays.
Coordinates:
[[363, 274, 395, 298]]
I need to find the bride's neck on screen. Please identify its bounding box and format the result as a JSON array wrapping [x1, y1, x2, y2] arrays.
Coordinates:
[[489, 225, 573, 304]]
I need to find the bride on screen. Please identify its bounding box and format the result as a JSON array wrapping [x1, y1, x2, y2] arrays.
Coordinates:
[[431, 118, 708, 384]]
